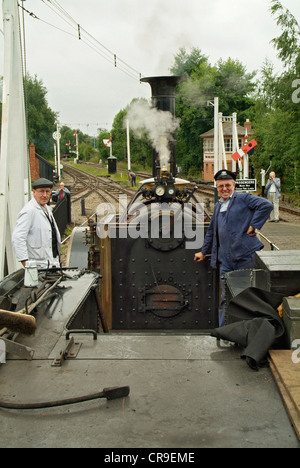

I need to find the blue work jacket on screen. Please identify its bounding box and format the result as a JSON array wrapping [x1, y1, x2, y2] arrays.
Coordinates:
[[201, 192, 273, 268]]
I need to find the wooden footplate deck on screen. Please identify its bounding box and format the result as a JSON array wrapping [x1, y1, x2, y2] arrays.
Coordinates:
[[269, 350, 300, 440]]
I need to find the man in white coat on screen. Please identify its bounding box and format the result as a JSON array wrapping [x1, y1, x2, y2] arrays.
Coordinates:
[[12, 178, 61, 269]]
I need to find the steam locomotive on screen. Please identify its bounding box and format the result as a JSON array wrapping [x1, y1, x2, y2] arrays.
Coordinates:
[[82, 76, 220, 331]]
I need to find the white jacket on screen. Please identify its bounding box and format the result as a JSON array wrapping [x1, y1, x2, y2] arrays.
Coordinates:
[[12, 198, 61, 268]]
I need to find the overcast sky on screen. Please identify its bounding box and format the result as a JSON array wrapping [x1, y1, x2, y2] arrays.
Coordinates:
[[1, 0, 299, 136]]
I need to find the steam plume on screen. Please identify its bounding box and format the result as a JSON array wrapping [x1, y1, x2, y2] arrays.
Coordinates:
[[126, 100, 180, 168]]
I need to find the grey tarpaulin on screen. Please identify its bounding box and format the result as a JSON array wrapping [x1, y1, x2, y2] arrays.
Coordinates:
[[211, 287, 286, 370]]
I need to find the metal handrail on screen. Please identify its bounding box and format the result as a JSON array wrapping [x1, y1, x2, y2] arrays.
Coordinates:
[[257, 231, 280, 251]]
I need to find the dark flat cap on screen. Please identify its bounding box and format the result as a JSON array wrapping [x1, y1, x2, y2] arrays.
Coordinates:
[[214, 169, 236, 181], [32, 178, 53, 189]]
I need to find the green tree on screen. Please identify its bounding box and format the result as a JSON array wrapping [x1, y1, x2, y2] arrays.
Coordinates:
[[77, 132, 98, 161], [111, 108, 127, 162], [24, 74, 57, 156], [108, 99, 152, 167], [171, 47, 209, 77], [270, 0, 300, 70], [60, 125, 77, 157], [251, 1, 300, 193], [170, 49, 256, 175]]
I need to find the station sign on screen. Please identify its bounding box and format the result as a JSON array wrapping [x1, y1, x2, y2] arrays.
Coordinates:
[[235, 179, 257, 192]]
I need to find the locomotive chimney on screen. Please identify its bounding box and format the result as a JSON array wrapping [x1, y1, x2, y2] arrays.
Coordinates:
[[140, 76, 185, 178]]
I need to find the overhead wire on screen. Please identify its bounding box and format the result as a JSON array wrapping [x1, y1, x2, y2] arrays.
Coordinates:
[[18, 3, 80, 39], [46, 0, 142, 80], [47, 0, 142, 79], [19, 1, 143, 83]]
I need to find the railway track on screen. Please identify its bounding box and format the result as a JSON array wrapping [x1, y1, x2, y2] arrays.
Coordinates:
[[59, 164, 298, 256], [62, 163, 134, 209], [62, 164, 300, 224]]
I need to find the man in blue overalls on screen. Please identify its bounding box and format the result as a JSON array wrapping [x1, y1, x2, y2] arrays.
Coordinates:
[[194, 169, 273, 326]]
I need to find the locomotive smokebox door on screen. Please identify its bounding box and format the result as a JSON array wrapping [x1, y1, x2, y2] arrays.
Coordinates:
[[99, 208, 219, 331]]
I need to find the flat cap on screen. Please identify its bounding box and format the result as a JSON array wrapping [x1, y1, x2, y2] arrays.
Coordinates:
[[32, 178, 53, 189], [214, 169, 236, 181]]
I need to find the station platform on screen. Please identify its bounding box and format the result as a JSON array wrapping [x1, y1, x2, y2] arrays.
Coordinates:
[[260, 219, 300, 250], [258, 219, 300, 441]]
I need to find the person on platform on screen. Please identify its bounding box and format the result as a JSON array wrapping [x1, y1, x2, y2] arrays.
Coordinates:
[[194, 169, 273, 327], [12, 178, 61, 269], [53, 182, 70, 201], [265, 171, 281, 223]]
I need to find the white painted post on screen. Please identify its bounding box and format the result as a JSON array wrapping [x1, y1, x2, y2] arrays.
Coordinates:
[[0, 0, 30, 278], [243, 128, 249, 179], [56, 121, 61, 178], [232, 113, 238, 173], [75, 132, 79, 162], [219, 113, 227, 170], [126, 119, 131, 171], [213, 97, 219, 174]]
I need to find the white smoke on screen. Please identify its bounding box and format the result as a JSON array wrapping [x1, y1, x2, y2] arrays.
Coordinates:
[[125, 100, 180, 169]]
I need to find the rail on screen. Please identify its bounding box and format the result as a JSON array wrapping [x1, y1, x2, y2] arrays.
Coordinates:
[[60, 163, 134, 244], [257, 231, 280, 251], [60, 166, 287, 252]]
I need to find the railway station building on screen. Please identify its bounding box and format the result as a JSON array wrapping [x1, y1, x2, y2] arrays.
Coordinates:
[[200, 119, 252, 182]]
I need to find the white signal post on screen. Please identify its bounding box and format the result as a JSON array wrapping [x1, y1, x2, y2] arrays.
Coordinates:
[[232, 113, 238, 174], [126, 119, 131, 171], [207, 97, 220, 174], [75, 132, 79, 162], [103, 137, 113, 157], [243, 128, 249, 179], [213, 97, 219, 174], [218, 113, 227, 170], [56, 122, 61, 178]]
